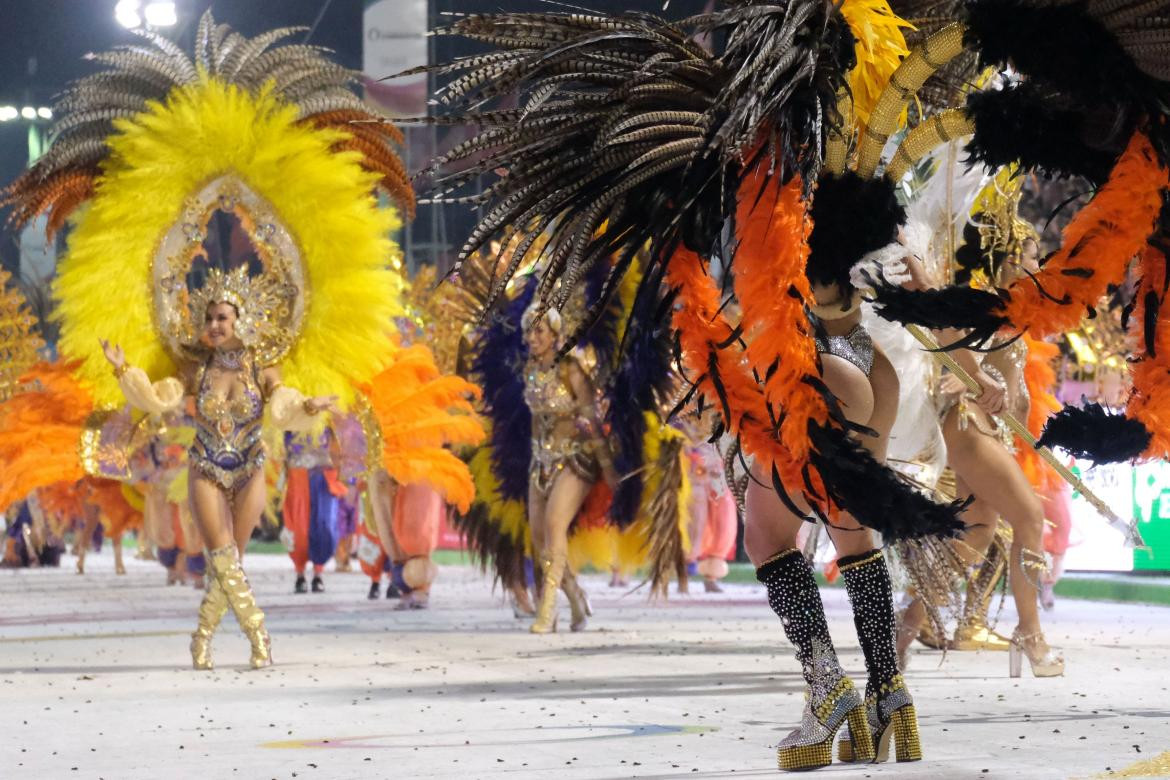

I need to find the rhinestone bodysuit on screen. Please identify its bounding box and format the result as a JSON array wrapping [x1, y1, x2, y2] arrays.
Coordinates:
[[523, 359, 599, 494], [814, 323, 875, 376], [190, 349, 266, 494]]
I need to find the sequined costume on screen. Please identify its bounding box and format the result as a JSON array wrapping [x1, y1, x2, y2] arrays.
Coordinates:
[[523, 358, 602, 495], [814, 323, 876, 377], [0, 10, 414, 672], [189, 349, 267, 494]]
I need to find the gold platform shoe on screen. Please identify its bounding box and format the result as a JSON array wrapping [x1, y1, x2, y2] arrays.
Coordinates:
[[838, 675, 922, 764], [952, 619, 1012, 651], [779, 677, 874, 771], [1009, 629, 1064, 678]]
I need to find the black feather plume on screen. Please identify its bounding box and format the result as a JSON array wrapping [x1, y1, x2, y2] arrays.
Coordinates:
[[963, 84, 1126, 184], [868, 283, 1008, 347], [1036, 403, 1152, 463], [808, 172, 905, 294], [806, 421, 968, 541]]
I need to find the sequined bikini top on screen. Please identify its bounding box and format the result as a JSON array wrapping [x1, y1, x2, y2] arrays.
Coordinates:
[[523, 360, 578, 420], [814, 324, 875, 376], [195, 350, 264, 440]]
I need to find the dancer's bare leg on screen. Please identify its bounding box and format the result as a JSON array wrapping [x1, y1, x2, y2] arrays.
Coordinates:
[[942, 409, 1048, 642]]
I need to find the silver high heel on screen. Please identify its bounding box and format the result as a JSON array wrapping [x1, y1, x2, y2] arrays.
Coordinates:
[[1008, 629, 1064, 678]]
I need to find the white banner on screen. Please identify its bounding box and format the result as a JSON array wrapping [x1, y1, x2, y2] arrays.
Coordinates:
[[1064, 459, 1170, 572], [362, 0, 428, 117]]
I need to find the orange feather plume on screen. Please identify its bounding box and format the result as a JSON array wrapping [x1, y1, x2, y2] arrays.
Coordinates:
[[666, 246, 823, 502], [733, 171, 828, 471], [362, 343, 485, 512], [0, 363, 92, 511], [1128, 244, 1170, 460], [1003, 131, 1169, 337], [1015, 335, 1062, 491]]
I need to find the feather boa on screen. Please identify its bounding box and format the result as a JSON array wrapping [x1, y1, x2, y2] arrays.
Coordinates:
[[733, 174, 827, 480], [873, 130, 1168, 343], [473, 276, 536, 502], [605, 270, 674, 528], [669, 175, 964, 539], [1128, 242, 1170, 461], [1015, 335, 1062, 492], [1037, 403, 1151, 463], [1003, 131, 1168, 338]]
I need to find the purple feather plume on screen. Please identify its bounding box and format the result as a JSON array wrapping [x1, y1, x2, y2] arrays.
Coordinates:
[[472, 275, 537, 502]]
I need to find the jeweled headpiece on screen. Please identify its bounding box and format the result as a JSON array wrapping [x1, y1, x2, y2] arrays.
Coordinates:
[[188, 266, 266, 349]]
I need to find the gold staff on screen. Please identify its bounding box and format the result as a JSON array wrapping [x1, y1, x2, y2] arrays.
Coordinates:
[[904, 323, 1146, 549]]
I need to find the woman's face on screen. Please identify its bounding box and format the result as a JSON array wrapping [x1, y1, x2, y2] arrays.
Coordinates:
[[1002, 238, 1041, 284], [525, 318, 556, 358], [203, 302, 239, 348], [1019, 238, 1041, 275]]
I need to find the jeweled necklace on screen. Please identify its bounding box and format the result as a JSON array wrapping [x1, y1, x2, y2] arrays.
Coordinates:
[[212, 347, 247, 371]]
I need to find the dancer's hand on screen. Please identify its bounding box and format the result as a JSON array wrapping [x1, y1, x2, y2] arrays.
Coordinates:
[[303, 395, 339, 416], [938, 372, 966, 398], [99, 339, 125, 370], [972, 370, 1005, 416]]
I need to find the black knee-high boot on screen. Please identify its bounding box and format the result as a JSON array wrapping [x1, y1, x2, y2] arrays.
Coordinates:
[[757, 548, 873, 770], [838, 549, 922, 763]]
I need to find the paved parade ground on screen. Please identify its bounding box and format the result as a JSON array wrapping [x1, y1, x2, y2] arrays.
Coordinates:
[[3, 549, 1170, 780]]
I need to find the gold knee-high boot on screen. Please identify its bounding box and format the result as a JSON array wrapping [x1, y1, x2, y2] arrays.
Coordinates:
[[953, 523, 1011, 651], [561, 570, 592, 632], [208, 544, 272, 668], [190, 575, 229, 670], [530, 552, 566, 634]]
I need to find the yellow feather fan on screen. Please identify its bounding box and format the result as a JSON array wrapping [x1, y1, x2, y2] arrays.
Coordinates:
[[54, 78, 404, 408], [840, 0, 913, 129]]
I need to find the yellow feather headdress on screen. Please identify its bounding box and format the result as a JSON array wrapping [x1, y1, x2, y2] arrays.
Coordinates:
[[1, 11, 414, 409]]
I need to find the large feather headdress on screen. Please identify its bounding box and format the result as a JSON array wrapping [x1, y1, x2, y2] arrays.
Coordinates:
[[0, 11, 413, 408]]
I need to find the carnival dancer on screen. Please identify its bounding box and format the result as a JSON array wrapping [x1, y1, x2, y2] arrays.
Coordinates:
[[415, 3, 985, 769], [2, 11, 413, 670], [678, 413, 737, 593], [890, 195, 1064, 676], [453, 261, 691, 634], [101, 283, 337, 668], [520, 308, 616, 632]]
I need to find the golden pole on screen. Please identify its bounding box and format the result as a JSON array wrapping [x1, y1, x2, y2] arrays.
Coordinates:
[[904, 324, 1146, 549]]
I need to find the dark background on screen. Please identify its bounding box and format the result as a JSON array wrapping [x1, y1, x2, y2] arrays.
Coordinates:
[[0, 0, 709, 278]]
